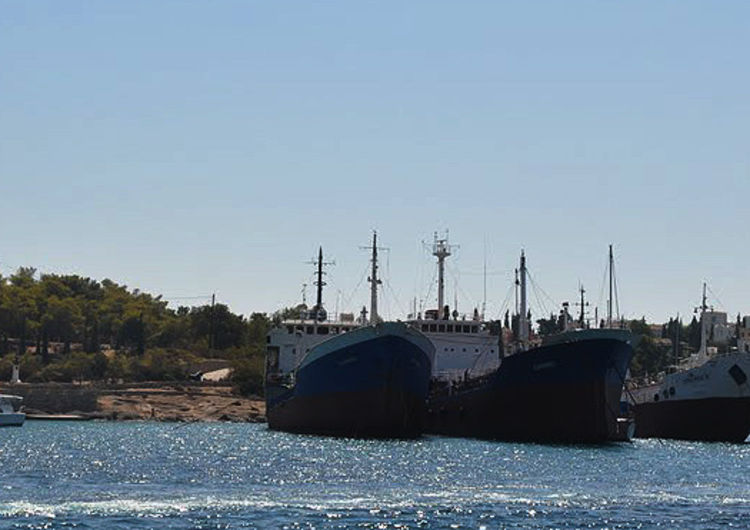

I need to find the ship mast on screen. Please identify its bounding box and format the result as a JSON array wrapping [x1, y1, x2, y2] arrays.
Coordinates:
[[608, 244, 613, 327], [578, 284, 587, 327], [698, 282, 708, 356], [314, 247, 324, 320], [675, 312, 680, 366], [519, 251, 528, 346], [432, 232, 453, 319], [482, 241, 487, 321], [308, 247, 333, 322], [367, 231, 382, 324]]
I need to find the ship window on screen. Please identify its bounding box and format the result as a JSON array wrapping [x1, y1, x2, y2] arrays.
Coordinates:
[[296, 326, 304, 332], [669, 386, 675, 396], [286, 326, 294, 333], [463, 325, 470, 333], [429, 324, 437, 332], [729, 364, 748, 386], [447, 325, 454, 333], [471, 326, 478, 333], [654, 394, 659, 402], [306, 326, 314, 334], [438, 325, 445, 332], [462, 348, 466, 352], [331, 327, 338, 334], [317, 326, 329, 335], [422, 324, 428, 332]]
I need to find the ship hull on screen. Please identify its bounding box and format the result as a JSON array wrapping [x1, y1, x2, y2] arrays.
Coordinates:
[[0, 412, 25, 427], [634, 397, 750, 443], [428, 333, 634, 443], [631, 351, 750, 443], [266, 323, 433, 438]]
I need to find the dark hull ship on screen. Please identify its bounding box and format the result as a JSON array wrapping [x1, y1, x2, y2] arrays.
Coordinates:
[[267, 321, 434, 438], [427, 329, 635, 443], [265, 236, 434, 438], [422, 246, 635, 443]]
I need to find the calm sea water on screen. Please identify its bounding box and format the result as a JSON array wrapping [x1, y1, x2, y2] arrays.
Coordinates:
[[1, 422, 748, 529]]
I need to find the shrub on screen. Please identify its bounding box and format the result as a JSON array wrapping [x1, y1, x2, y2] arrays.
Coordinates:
[[231, 355, 264, 397]]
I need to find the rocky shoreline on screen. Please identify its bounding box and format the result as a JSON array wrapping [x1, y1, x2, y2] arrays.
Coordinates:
[[1, 382, 266, 423]]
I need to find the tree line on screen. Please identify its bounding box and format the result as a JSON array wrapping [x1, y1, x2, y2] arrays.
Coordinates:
[[0, 267, 269, 394]]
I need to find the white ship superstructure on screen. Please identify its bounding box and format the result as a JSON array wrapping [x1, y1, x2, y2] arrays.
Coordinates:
[[408, 233, 500, 383]]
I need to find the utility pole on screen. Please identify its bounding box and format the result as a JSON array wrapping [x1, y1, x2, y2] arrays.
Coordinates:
[[209, 293, 216, 349]]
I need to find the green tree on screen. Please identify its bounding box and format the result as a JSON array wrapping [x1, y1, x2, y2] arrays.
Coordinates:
[[536, 314, 560, 336]]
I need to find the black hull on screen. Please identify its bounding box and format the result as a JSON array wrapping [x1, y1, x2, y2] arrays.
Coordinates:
[[428, 381, 622, 443], [267, 386, 426, 439], [634, 397, 750, 443], [266, 322, 433, 439], [427, 335, 634, 443]]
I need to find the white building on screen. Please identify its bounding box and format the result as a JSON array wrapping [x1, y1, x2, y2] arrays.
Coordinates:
[[703, 311, 730, 345]]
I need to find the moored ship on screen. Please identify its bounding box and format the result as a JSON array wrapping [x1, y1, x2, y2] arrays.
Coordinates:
[[265, 237, 434, 438], [427, 326, 635, 443], [629, 284, 750, 443], [419, 243, 636, 443]]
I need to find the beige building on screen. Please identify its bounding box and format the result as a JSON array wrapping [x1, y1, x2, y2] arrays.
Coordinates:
[[738, 316, 750, 353]]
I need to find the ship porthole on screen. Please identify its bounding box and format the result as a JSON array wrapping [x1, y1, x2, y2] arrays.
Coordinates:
[[669, 386, 675, 396]]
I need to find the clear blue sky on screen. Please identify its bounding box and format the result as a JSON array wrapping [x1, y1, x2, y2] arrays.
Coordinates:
[[1, 1, 748, 323]]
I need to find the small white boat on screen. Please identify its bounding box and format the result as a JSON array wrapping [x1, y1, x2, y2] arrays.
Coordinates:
[[0, 394, 25, 427]]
